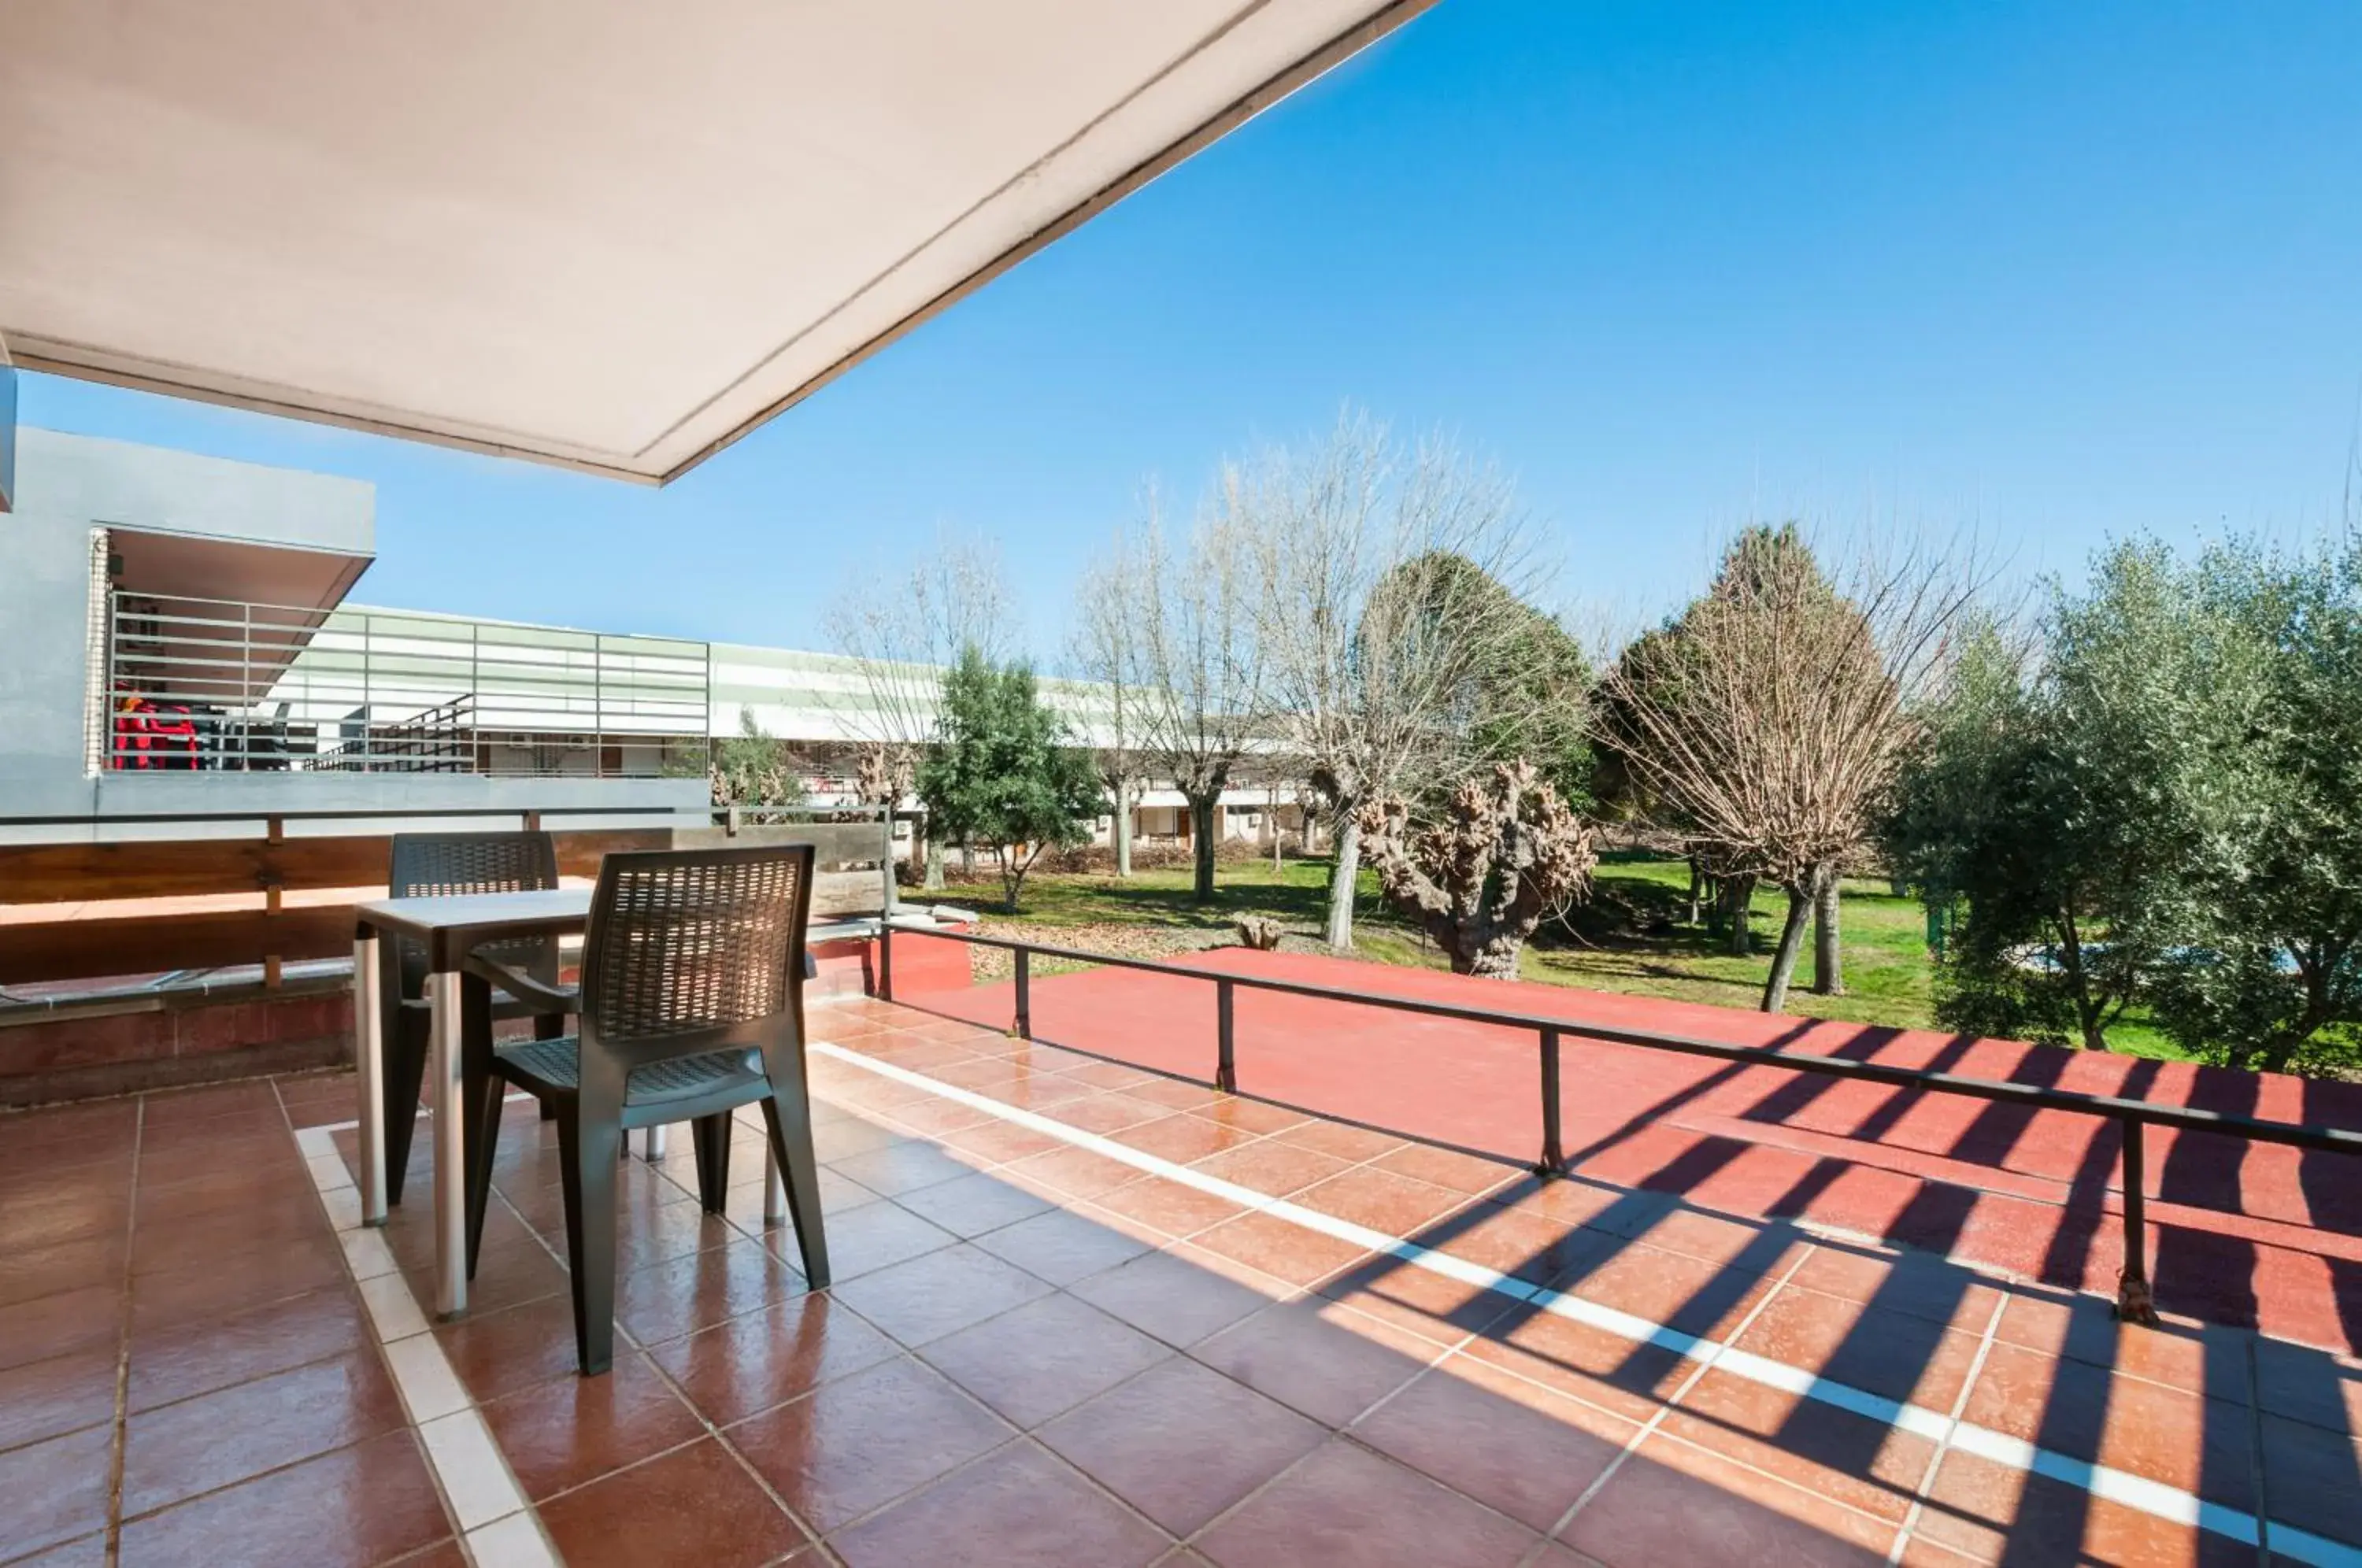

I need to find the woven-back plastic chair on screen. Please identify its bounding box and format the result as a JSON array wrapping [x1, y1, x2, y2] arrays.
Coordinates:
[[379, 831, 574, 1203], [465, 844, 830, 1376]]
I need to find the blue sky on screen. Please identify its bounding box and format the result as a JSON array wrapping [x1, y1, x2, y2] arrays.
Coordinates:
[[24, 0, 2362, 656]]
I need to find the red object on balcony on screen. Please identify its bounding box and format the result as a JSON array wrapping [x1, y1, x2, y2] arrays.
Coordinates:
[[110, 693, 200, 770]]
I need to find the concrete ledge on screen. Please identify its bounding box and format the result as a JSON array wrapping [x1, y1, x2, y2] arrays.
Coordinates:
[[2, 1032, 349, 1108], [0, 978, 354, 1107]]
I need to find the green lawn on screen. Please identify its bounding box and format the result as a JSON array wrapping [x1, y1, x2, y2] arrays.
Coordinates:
[[952, 849, 2193, 1060]]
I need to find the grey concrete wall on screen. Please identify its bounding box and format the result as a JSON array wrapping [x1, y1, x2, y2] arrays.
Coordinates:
[[12, 427, 372, 553], [1, 771, 713, 845], [0, 508, 101, 818]]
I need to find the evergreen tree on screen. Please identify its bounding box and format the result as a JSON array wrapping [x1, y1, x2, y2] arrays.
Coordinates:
[[916, 647, 1104, 911]]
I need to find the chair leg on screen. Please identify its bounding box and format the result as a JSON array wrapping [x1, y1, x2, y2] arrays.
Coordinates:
[[689, 1114, 731, 1211], [459, 974, 500, 1278], [465, 1077, 508, 1280], [761, 1090, 830, 1289], [383, 1024, 429, 1207], [556, 1106, 622, 1376]]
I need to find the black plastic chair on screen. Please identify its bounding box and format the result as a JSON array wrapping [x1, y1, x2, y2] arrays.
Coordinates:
[[465, 844, 831, 1376], [382, 831, 576, 1204]]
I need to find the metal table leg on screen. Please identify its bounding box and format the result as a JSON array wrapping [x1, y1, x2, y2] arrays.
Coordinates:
[[354, 931, 388, 1226], [428, 968, 468, 1318], [765, 1141, 787, 1226]]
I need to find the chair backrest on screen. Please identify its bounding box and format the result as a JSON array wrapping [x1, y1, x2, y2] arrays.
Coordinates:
[[577, 844, 814, 1077], [387, 831, 563, 997]]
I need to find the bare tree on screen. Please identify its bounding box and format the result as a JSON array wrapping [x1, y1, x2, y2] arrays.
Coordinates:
[[1597, 525, 1978, 1011], [1358, 760, 1598, 977], [1087, 499, 1271, 903], [1247, 413, 1549, 949], [1068, 542, 1146, 880], [825, 534, 1014, 889]]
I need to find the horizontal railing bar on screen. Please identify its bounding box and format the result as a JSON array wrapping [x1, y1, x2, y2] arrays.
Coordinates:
[[894, 926, 2362, 1160], [0, 806, 687, 827], [0, 804, 897, 827]]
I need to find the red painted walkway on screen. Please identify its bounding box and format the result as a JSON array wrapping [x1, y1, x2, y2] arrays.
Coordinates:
[[890, 936, 2362, 1355]]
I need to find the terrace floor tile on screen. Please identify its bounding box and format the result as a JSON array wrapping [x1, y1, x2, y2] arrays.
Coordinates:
[[1037, 1356, 1324, 1536], [830, 1440, 1169, 1568], [539, 1437, 807, 1568]]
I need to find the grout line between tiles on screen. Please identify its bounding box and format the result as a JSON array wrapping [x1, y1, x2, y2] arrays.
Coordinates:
[[289, 1112, 559, 1568], [481, 1154, 841, 1566], [101, 1096, 145, 1567], [1546, 1238, 1812, 1547], [1886, 1290, 2008, 1564], [813, 1035, 2362, 1568]]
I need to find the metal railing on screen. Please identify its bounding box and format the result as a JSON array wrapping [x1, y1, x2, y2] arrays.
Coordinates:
[[103, 593, 709, 775], [876, 923, 2362, 1326]]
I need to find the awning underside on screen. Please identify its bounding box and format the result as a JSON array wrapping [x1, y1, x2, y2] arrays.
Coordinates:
[[0, 0, 1424, 483]]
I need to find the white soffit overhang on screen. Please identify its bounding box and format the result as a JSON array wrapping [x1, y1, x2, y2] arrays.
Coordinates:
[[0, 1, 1431, 485]]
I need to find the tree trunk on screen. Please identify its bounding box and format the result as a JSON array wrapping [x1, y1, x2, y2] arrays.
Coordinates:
[[2057, 912, 2108, 1051], [1187, 791, 1219, 903], [1686, 859, 1703, 926], [1723, 875, 1757, 956], [1324, 812, 1362, 949], [1461, 930, 1522, 979], [1811, 867, 1844, 995], [923, 834, 945, 892], [1760, 884, 1814, 1012], [1270, 783, 1283, 871], [1112, 782, 1132, 880]]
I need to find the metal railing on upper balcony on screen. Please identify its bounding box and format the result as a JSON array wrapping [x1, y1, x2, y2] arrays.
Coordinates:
[[102, 593, 711, 776]]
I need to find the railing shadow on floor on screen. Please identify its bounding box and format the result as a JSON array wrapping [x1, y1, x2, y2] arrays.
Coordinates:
[[802, 1015, 2362, 1562]]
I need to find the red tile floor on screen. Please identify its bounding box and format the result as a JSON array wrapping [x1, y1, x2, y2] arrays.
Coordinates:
[[2, 994, 2358, 1566]]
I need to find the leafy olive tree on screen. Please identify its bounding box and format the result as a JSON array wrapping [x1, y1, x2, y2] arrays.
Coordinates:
[[2143, 542, 2362, 1073], [1885, 543, 2268, 1052]]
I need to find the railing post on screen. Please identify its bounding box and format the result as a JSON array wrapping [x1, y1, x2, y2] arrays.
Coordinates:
[[1536, 1027, 1565, 1175], [1216, 978, 1237, 1093], [241, 601, 253, 767], [1014, 949, 1031, 1040], [262, 815, 286, 990], [2115, 1116, 2158, 1326], [877, 920, 894, 1002], [360, 611, 372, 771]]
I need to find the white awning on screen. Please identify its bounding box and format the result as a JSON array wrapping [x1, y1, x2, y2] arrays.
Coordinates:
[[0, 1, 1429, 483]]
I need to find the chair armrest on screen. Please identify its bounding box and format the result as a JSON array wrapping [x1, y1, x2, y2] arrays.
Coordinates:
[[461, 952, 578, 1014]]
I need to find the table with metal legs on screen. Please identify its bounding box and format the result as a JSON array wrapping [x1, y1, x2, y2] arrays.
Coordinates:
[[352, 889, 591, 1318]]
